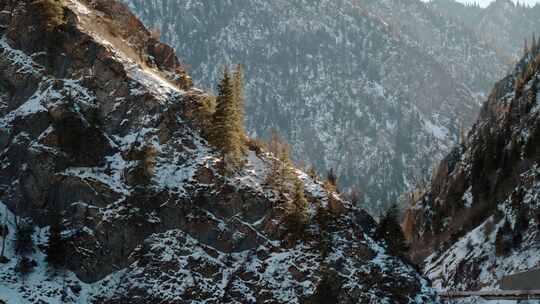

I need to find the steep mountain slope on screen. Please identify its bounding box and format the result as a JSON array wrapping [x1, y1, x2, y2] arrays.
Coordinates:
[[122, 0, 509, 214], [0, 0, 435, 302], [429, 0, 540, 60], [404, 42, 540, 290]]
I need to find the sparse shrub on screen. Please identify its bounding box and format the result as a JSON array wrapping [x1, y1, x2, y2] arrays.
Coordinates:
[[45, 210, 67, 268], [246, 138, 266, 155], [323, 168, 338, 193], [15, 257, 37, 277], [32, 0, 66, 32], [309, 267, 343, 304], [194, 95, 216, 138], [142, 145, 158, 177], [483, 218, 495, 240], [326, 194, 345, 217], [125, 145, 158, 185]]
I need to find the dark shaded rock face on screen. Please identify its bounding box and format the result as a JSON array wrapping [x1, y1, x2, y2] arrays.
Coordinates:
[[0, 0, 435, 302], [404, 47, 540, 289]]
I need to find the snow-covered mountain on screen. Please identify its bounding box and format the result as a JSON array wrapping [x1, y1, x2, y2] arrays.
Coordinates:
[[429, 0, 540, 60], [122, 0, 510, 214], [0, 0, 435, 302], [404, 41, 540, 291]]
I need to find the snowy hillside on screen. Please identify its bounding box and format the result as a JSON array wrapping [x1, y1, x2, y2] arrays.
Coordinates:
[[0, 0, 436, 302], [425, 168, 540, 291], [122, 0, 510, 214], [405, 37, 540, 292]]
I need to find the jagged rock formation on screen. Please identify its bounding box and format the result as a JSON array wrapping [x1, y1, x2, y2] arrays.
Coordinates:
[[429, 0, 540, 60], [0, 0, 435, 302], [122, 0, 510, 214], [404, 42, 540, 290]]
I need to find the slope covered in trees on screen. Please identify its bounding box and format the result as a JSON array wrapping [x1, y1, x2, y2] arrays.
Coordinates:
[[405, 38, 540, 291], [429, 0, 540, 60], [122, 0, 510, 215]]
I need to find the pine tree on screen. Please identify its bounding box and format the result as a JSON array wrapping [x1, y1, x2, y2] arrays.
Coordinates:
[[495, 219, 513, 256], [512, 206, 529, 248], [232, 64, 247, 150], [16, 256, 36, 278], [210, 67, 245, 172], [15, 219, 34, 256], [324, 168, 338, 193], [0, 207, 7, 262], [283, 179, 309, 241], [265, 129, 295, 194], [375, 204, 408, 256], [46, 210, 67, 268], [195, 95, 216, 138], [310, 267, 342, 303]]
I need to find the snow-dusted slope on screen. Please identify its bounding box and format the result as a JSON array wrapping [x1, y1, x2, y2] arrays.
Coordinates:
[[0, 0, 436, 302], [122, 0, 510, 214], [0, 200, 98, 304], [425, 168, 540, 291], [405, 41, 540, 292]]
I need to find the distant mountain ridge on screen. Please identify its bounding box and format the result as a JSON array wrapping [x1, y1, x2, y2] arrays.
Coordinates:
[[429, 0, 540, 60], [123, 0, 510, 214]]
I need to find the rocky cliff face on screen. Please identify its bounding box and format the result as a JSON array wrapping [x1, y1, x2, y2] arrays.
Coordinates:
[[121, 0, 510, 215], [0, 0, 435, 303], [404, 42, 540, 290]]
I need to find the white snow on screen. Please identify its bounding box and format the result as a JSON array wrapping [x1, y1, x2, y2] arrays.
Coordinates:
[[463, 186, 473, 208], [0, 35, 43, 74], [0, 82, 54, 129], [0, 201, 96, 304], [424, 119, 449, 140], [425, 168, 540, 292]]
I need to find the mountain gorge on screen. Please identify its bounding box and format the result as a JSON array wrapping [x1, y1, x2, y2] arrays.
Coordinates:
[[123, 0, 510, 214], [405, 40, 540, 291], [0, 0, 435, 303]]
